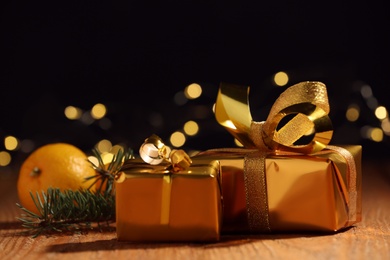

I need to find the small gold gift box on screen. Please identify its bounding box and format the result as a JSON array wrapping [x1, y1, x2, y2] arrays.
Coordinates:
[[115, 158, 222, 242]]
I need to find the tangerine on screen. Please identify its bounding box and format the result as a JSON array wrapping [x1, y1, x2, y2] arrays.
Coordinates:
[[17, 143, 97, 214]]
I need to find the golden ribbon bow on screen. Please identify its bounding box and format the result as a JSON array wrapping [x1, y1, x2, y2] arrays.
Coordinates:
[[138, 134, 192, 172], [215, 81, 334, 153], [210, 81, 358, 233]]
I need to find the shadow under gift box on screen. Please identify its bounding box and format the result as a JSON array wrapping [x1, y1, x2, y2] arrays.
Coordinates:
[[195, 145, 362, 234], [115, 158, 222, 242]]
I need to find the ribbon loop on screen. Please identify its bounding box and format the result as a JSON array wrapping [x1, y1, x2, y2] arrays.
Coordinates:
[[139, 134, 171, 165], [139, 134, 192, 171], [215, 81, 333, 154]]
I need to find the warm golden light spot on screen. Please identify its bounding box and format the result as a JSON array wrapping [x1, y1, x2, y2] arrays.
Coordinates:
[[273, 71, 289, 86], [111, 145, 126, 156], [170, 132, 186, 147], [375, 106, 387, 120], [89, 152, 115, 166], [97, 139, 112, 153], [64, 106, 82, 120], [4, 136, 19, 151], [183, 120, 199, 136], [0, 151, 11, 166], [370, 128, 383, 142], [381, 119, 390, 135], [184, 83, 202, 99], [304, 127, 315, 136], [87, 155, 99, 166], [102, 152, 114, 165], [234, 138, 244, 147], [91, 103, 107, 119], [346, 104, 360, 122]]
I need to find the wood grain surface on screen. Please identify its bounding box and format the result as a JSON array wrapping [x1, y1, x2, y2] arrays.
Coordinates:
[[1, 159, 389, 260]]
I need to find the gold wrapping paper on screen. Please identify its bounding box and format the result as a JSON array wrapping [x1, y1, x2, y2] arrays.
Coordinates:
[[194, 145, 362, 233], [115, 158, 222, 242], [199, 81, 362, 233]]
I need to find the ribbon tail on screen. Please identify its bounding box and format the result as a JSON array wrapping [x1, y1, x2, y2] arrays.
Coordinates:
[[315, 145, 360, 225], [325, 145, 358, 225]]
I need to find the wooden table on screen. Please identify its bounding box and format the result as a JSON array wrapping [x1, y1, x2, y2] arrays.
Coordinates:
[[1, 159, 389, 260]]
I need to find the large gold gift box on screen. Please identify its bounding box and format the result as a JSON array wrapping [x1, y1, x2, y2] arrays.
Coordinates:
[[195, 145, 362, 233], [203, 81, 363, 233], [115, 158, 222, 242]]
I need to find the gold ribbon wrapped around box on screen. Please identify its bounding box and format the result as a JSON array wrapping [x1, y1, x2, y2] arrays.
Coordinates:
[[194, 81, 362, 233], [115, 143, 222, 242]]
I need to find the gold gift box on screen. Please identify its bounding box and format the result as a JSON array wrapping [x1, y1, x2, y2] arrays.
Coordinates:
[[195, 145, 362, 233], [115, 158, 222, 242]]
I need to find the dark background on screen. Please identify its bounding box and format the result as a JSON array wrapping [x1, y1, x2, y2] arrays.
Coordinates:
[[1, 1, 389, 161]]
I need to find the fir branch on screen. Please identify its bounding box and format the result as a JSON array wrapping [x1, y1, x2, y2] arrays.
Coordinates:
[[86, 147, 133, 196], [16, 147, 134, 238], [16, 188, 115, 238]]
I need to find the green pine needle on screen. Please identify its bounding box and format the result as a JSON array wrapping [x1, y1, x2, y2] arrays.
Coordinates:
[[16, 147, 134, 238]]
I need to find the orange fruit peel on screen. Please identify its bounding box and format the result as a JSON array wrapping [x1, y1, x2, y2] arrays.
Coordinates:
[[17, 143, 97, 214]]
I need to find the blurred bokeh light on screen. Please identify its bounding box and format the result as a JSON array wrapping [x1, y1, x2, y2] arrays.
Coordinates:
[[1, 2, 389, 170]]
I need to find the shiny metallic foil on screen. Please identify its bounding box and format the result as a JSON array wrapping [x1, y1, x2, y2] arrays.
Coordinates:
[[115, 158, 222, 242], [196, 145, 362, 233]]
